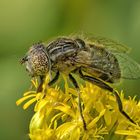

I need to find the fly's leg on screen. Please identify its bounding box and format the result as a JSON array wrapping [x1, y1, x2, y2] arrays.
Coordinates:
[[78, 69, 135, 124], [69, 74, 87, 130], [37, 71, 60, 92], [37, 76, 45, 92], [48, 71, 60, 86]]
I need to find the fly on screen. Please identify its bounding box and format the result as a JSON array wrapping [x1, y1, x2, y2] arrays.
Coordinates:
[[20, 36, 140, 130]]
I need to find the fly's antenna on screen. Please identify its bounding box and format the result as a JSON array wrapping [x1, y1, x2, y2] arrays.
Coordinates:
[[20, 56, 28, 64]]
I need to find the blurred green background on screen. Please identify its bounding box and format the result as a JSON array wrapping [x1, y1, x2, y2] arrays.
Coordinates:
[[0, 0, 140, 139]]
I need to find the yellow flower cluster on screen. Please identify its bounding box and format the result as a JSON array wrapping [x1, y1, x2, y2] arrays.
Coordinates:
[[16, 75, 140, 140]]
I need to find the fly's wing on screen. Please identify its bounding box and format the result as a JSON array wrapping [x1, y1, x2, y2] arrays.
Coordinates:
[[76, 37, 140, 79], [114, 53, 140, 79], [88, 37, 140, 79], [87, 36, 130, 53]]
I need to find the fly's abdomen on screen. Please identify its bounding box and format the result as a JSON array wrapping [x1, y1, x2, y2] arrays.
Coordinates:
[[90, 46, 121, 83], [80, 45, 121, 83]]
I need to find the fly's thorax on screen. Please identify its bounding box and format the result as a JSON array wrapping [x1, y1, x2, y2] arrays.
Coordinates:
[[46, 37, 86, 62], [22, 43, 49, 77], [45, 37, 86, 74]]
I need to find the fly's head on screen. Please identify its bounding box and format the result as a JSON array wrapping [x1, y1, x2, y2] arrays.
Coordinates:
[[20, 42, 49, 77]]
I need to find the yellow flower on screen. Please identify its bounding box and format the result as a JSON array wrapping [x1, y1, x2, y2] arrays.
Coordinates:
[[16, 74, 140, 140]]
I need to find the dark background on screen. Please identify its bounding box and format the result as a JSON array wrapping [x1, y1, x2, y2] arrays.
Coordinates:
[[0, 0, 140, 139]]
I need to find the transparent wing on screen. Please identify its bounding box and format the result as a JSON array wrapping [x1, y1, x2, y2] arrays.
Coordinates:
[[74, 35, 140, 80], [76, 53, 140, 80], [87, 36, 140, 79], [75, 48, 140, 80], [114, 53, 140, 79], [87, 36, 130, 53]]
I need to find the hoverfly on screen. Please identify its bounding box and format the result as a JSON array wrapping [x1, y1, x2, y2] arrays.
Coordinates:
[[20, 36, 140, 130]]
